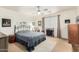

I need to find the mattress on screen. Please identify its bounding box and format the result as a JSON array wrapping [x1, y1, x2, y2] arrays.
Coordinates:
[[15, 31, 46, 51]]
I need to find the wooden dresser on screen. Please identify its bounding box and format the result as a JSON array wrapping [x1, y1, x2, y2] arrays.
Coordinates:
[[68, 24, 79, 44], [68, 24, 79, 51], [0, 33, 8, 52]]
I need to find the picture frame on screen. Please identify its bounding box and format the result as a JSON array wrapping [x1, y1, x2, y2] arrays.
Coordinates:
[[2, 18, 11, 27], [38, 21, 41, 26]]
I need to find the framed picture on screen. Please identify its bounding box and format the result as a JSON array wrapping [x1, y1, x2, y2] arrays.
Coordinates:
[[38, 21, 41, 26], [65, 19, 70, 24], [2, 18, 11, 27]]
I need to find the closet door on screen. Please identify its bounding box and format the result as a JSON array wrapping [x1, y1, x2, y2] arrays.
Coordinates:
[[45, 16, 58, 37]]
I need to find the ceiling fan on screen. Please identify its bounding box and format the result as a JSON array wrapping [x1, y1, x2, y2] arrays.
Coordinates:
[[36, 6, 49, 15], [37, 6, 41, 12], [37, 6, 41, 15]]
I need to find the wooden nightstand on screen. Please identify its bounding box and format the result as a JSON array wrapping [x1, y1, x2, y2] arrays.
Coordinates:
[[9, 35, 16, 43]]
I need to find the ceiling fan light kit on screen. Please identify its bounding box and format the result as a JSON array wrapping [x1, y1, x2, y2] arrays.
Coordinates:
[[36, 6, 49, 15]]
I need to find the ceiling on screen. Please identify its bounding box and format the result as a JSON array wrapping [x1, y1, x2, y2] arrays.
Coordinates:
[[1, 6, 77, 17]]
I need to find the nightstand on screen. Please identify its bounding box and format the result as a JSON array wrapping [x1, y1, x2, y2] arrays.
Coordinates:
[[9, 35, 16, 43]]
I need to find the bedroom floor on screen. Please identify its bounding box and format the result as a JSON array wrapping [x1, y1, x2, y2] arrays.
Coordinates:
[[8, 37, 72, 52]]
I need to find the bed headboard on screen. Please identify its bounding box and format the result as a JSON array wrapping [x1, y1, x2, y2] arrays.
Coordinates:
[[14, 22, 31, 33]]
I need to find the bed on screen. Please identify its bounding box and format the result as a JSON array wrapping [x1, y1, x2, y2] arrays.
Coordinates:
[[14, 22, 46, 51]]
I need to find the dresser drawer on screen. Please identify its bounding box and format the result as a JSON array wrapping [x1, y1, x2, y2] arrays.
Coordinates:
[[0, 37, 8, 52]]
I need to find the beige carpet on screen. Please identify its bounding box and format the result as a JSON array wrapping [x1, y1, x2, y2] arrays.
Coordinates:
[[8, 37, 72, 52], [33, 37, 59, 52], [52, 39, 72, 52]]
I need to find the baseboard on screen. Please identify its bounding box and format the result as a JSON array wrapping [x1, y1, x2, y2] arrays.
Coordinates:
[[46, 36, 68, 40], [60, 37, 68, 40]]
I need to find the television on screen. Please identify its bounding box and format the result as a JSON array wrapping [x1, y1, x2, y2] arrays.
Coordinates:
[[65, 19, 70, 24]]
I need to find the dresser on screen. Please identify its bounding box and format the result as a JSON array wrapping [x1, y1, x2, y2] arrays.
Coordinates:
[[0, 33, 8, 52], [68, 24, 79, 51], [68, 24, 79, 44]]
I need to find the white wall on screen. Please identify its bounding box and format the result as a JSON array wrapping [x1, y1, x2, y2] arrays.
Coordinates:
[[59, 8, 77, 39], [34, 15, 43, 31], [0, 7, 35, 35], [44, 8, 77, 39]]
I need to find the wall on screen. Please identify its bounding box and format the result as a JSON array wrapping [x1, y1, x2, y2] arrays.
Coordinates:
[[44, 8, 77, 39], [34, 15, 43, 31], [59, 8, 77, 39], [0, 7, 35, 35]]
